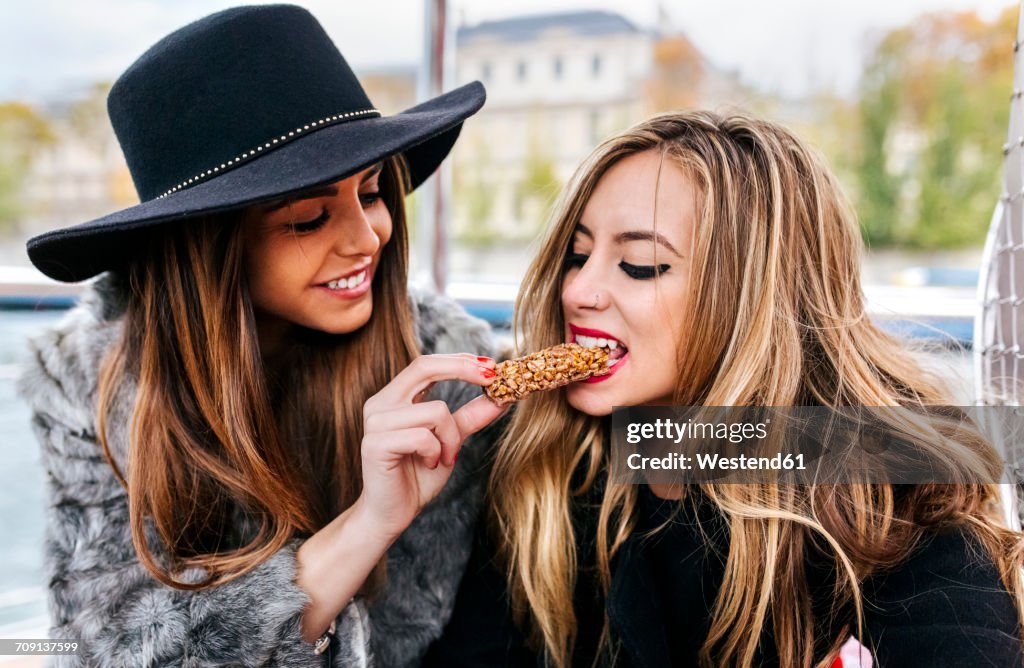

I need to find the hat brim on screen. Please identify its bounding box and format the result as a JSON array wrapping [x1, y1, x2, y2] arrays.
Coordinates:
[[27, 81, 485, 282]]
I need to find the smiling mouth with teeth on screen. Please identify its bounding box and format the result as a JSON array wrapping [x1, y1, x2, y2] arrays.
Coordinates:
[[323, 269, 368, 290]]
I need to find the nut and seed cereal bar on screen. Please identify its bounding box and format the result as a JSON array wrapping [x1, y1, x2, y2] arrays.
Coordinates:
[[485, 343, 610, 406]]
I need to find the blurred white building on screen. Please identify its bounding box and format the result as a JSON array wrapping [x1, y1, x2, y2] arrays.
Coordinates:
[[453, 10, 653, 240], [451, 10, 749, 243]]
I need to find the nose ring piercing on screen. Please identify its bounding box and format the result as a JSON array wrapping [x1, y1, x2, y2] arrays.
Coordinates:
[[592, 293, 600, 308]]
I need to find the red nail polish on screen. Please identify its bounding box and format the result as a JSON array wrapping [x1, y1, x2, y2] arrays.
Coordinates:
[[477, 356, 492, 363], [480, 368, 496, 379], [453, 452, 459, 466]]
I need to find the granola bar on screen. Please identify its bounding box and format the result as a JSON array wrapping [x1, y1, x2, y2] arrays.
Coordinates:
[[485, 343, 610, 405]]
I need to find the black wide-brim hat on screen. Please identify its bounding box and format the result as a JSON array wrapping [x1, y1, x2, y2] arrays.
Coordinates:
[[27, 4, 485, 282]]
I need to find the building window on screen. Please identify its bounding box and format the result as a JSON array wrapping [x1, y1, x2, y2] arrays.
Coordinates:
[[553, 56, 563, 79], [481, 61, 491, 81], [517, 60, 527, 82], [592, 55, 601, 77]]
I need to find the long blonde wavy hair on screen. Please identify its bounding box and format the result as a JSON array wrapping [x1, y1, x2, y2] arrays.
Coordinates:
[[96, 155, 419, 591], [490, 111, 1024, 667]]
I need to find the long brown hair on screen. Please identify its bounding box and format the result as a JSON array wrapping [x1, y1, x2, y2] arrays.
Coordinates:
[[490, 111, 1024, 667], [97, 155, 419, 590]]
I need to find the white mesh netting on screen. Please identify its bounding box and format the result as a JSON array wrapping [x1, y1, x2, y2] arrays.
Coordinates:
[[974, 5, 1024, 527]]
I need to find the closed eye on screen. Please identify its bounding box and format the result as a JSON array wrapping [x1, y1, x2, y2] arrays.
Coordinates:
[[564, 252, 589, 269], [287, 208, 329, 233], [620, 261, 669, 280]]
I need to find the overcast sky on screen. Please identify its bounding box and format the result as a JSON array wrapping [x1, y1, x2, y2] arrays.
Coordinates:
[[0, 0, 1018, 102]]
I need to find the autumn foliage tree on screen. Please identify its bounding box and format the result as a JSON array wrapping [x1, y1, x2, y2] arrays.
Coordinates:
[[0, 102, 55, 233], [646, 34, 706, 112], [853, 7, 1016, 249]]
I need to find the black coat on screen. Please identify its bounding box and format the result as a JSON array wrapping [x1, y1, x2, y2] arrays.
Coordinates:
[[426, 483, 1023, 667]]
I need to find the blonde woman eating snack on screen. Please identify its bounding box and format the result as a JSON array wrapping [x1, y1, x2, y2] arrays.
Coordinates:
[[428, 111, 1024, 667]]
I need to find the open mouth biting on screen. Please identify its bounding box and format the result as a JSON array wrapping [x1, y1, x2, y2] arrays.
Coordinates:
[[573, 333, 627, 365], [568, 325, 628, 381]]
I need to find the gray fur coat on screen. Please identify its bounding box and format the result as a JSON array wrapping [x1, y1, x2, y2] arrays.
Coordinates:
[[17, 277, 497, 667]]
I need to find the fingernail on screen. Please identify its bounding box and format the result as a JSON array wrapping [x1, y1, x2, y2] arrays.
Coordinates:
[[480, 368, 496, 379], [452, 453, 458, 467], [477, 356, 493, 363]]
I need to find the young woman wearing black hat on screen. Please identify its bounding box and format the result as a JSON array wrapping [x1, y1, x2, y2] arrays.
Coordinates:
[[18, 5, 500, 666]]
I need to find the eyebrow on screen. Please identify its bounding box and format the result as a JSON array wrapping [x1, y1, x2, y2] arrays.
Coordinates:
[[261, 163, 384, 213], [575, 223, 683, 258]]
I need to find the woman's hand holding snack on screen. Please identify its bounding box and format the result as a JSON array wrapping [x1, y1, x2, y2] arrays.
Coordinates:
[[296, 354, 501, 643], [355, 353, 504, 541]]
